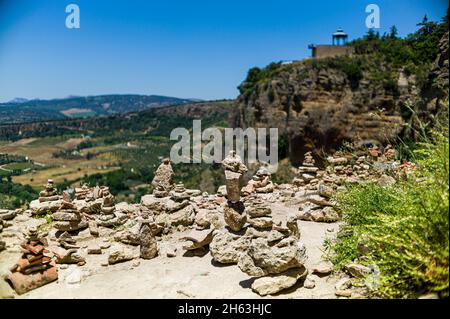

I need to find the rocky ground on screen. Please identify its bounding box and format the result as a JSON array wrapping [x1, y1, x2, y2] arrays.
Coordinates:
[[0, 147, 399, 299], [0, 205, 340, 299]]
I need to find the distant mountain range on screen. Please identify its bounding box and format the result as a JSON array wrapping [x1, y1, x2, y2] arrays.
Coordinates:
[[0, 94, 200, 124]]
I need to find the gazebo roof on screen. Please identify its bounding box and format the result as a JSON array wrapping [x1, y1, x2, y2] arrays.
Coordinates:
[[333, 28, 347, 37]]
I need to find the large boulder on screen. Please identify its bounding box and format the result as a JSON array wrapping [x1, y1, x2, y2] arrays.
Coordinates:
[[238, 237, 307, 277], [209, 230, 251, 264]]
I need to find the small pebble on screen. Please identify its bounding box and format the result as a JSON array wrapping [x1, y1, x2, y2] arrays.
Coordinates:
[[303, 277, 316, 289], [335, 289, 352, 297]]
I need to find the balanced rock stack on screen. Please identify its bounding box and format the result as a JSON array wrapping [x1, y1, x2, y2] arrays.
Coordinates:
[[222, 151, 248, 232], [8, 226, 57, 295], [139, 211, 158, 260], [52, 192, 88, 232], [352, 155, 371, 179], [242, 167, 274, 195], [96, 188, 126, 227], [75, 184, 91, 200], [72, 185, 102, 215], [39, 179, 59, 203], [30, 179, 62, 215], [52, 231, 85, 264], [152, 158, 175, 198], [170, 183, 191, 202], [141, 163, 197, 231], [245, 197, 273, 230], [1, 209, 19, 251], [293, 152, 320, 188], [236, 215, 308, 296], [326, 152, 352, 181]]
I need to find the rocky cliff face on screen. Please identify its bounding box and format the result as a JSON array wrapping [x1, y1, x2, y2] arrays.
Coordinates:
[[234, 57, 419, 164], [234, 32, 448, 164]]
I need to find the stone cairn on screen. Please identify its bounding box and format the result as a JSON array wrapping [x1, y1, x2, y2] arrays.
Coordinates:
[[170, 183, 191, 202], [326, 152, 353, 180], [206, 151, 308, 295], [52, 231, 86, 265], [293, 152, 320, 188], [152, 158, 175, 197], [222, 151, 248, 232], [39, 179, 59, 203], [8, 226, 57, 295], [242, 167, 274, 195], [29, 179, 62, 215], [96, 188, 126, 227], [52, 192, 87, 232], [0, 209, 19, 252], [74, 184, 91, 200], [141, 161, 196, 234], [245, 197, 274, 230], [138, 211, 158, 260]]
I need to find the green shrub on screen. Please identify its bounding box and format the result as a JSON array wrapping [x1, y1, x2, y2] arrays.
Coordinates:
[[326, 122, 449, 298]]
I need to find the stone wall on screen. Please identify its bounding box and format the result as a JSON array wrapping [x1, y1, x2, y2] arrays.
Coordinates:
[[312, 45, 354, 59]]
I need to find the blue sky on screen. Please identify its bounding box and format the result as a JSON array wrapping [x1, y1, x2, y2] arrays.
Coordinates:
[[0, 0, 447, 102]]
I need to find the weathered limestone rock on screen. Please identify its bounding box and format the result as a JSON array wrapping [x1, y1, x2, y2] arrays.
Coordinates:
[[246, 205, 272, 218], [222, 151, 248, 203], [29, 198, 63, 215], [181, 228, 214, 250], [169, 204, 195, 227], [344, 263, 372, 278], [114, 227, 140, 246], [209, 230, 251, 264], [238, 237, 307, 277], [298, 207, 339, 223], [245, 198, 273, 230], [223, 201, 247, 232], [0, 209, 18, 221], [251, 267, 308, 296], [108, 246, 136, 265], [151, 158, 175, 197], [303, 276, 316, 289], [224, 170, 243, 203], [87, 244, 102, 255], [139, 215, 158, 260], [96, 189, 128, 227], [88, 220, 99, 237], [312, 261, 334, 276], [247, 217, 273, 230]]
